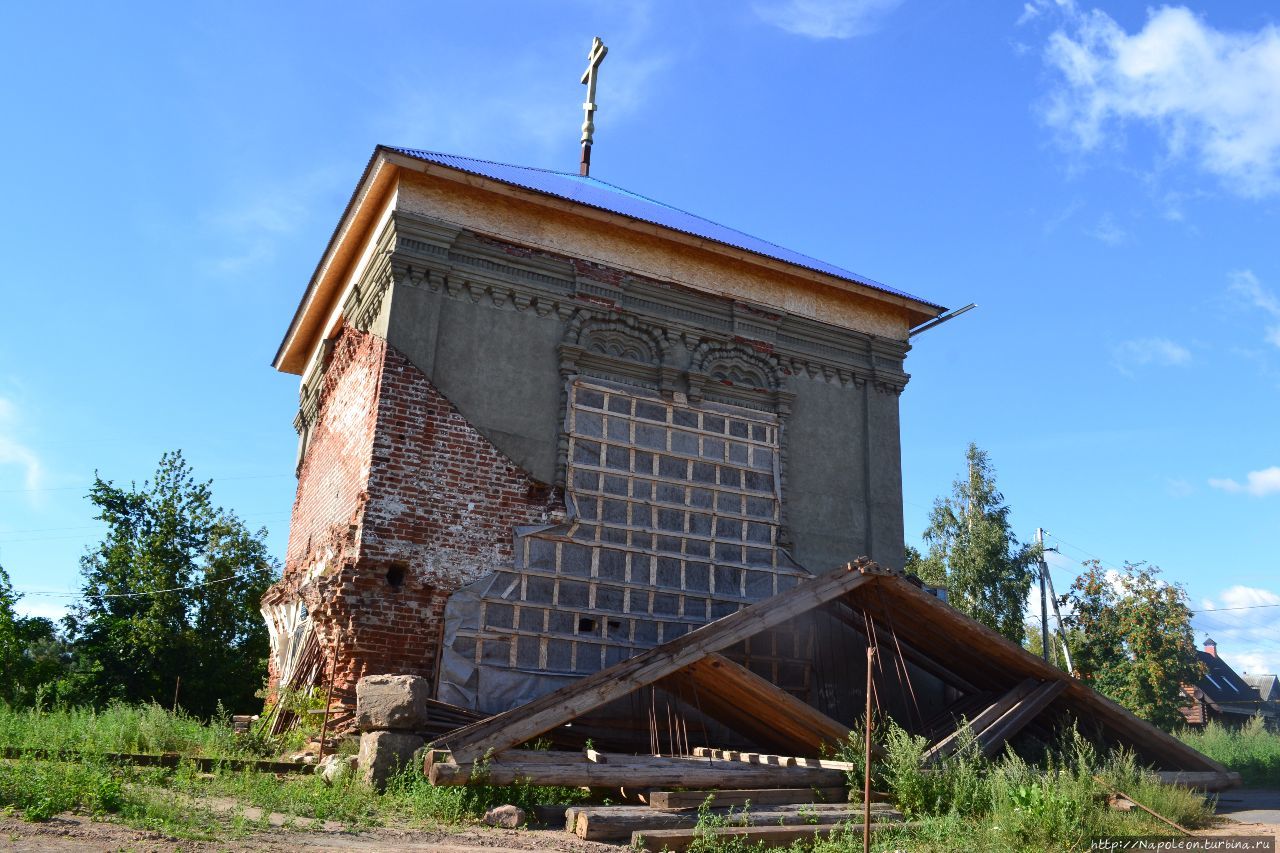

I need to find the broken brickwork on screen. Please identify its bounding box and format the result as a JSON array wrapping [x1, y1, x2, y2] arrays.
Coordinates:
[[263, 325, 549, 708]]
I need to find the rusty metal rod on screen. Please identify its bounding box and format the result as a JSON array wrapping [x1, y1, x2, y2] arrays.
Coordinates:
[[864, 645, 876, 853]]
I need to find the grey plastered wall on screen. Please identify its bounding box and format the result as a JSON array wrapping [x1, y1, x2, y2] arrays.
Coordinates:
[[320, 209, 918, 575], [385, 280, 564, 483], [783, 374, 870, 572]]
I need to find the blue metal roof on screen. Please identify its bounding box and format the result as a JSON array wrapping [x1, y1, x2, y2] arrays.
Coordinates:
[[386, 147, 941, 310]]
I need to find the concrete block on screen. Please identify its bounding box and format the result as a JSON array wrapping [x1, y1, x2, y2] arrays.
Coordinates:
[[355, 674, 431, 731], [358, 730, 425, 790]]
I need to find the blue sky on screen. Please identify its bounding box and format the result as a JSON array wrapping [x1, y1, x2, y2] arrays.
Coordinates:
[[1, 1, 1276, 675]]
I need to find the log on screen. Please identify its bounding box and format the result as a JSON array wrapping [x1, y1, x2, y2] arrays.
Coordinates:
[[428, 751, 849, 788], [647, 787, 848, 809], [433, 563, 879, 764], [632, 821, 913, 852]]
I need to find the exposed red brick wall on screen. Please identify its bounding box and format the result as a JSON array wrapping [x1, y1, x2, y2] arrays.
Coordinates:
[[264, 324, 549, 713]]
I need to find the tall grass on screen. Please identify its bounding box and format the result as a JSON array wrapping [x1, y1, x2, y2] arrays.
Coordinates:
[[0, 701, 257, 758], [822, 719, 1215, 853], [0, 702, 589, 836], [1178, 715, 1280, 787]]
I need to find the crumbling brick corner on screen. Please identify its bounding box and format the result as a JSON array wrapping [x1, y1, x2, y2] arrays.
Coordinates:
[[262, 324, 550, 714]]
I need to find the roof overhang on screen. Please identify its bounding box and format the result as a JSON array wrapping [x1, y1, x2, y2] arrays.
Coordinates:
[[273, 146, 947, 375]]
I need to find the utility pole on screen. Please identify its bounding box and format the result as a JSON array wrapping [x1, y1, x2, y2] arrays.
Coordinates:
[[1035, 528, 1075, 674], [1036, 528, 1050, 663]]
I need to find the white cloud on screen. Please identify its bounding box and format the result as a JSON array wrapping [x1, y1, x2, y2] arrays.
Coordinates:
[[1165, 477, 1193, 498], [754, 0, 904, 40], [1089, 211, 1128, 245], [1208, 466, 1280, 497], [0, 395, 42, 493], [1041, 6, 1280, 197], [205, 167, 343, 275], [13, 598, 70, 622], [1112, 336, 1191, 375], [1199, 585, 1280, 674], [375, 8, 669, 168], [1229, 269, 1280, 349]]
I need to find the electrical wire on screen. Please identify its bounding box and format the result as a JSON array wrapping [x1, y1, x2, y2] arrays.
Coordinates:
[[16, 570, 268, 600]]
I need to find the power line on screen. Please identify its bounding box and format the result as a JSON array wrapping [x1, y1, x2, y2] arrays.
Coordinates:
[[16, 570, 270, 600], [0, 472, 294, 495]]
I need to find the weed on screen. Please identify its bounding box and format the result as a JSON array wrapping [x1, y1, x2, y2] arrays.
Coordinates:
[[1178, 715, 1280, 787]]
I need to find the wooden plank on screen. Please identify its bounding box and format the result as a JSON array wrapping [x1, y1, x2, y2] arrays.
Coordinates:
[[976, 679, 1066, 758], [573, 803, 902, 842], [432, 562, 880, 764], [1155, 771, 1242, 792], [662, 654, 853, 756], [429, 752, 849, 788], [922, 678, 1039, 765], [647, 787, 848, 809], [632, 821, 913, 852], [693, 747, 855, 771]]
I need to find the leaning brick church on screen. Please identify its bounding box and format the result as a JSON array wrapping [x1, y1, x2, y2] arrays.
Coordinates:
[[262, 147, 945, 717]]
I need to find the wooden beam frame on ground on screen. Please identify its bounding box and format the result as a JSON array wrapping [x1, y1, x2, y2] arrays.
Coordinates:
[[659, 653, 854, 756], [425, 558, 1231, 785], [432, 560, 882, 764]]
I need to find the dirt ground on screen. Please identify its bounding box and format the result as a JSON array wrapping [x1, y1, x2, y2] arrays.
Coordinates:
[[0, 813, 621, 852], [3, 794, 1276, 851]]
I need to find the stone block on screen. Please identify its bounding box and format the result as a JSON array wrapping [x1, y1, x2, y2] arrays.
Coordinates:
[[355, 674, 430, 731], [358, 730, 425, 790], [482, 804, 526, 828]]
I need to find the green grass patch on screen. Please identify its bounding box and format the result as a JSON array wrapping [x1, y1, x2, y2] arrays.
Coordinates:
[[0, 701, 261, 759], [1177, 715, 1280, 787]]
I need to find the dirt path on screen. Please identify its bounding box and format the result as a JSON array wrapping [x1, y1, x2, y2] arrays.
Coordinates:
[[0, 814, 622, 852], [1200, 787, 1280, 844]]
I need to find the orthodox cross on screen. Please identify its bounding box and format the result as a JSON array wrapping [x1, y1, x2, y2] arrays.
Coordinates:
[[579, 36, 608, 176]]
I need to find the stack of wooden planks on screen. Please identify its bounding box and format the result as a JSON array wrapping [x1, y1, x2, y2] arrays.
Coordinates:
[[561, 785, 904, 848]]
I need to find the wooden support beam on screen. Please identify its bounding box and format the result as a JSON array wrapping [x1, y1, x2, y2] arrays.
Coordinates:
[[977, 679, 1067, 758], [660, 653, 854, 756], [922, 678, 1039, 765], [433, 563, 879, 764]]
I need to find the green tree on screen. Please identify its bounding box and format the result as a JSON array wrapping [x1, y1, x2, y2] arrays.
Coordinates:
[[0, 565, 72, 706], [0, 563, 24, 704], [907, 443, 1039, 642], [1060, 560, 1202, 731], [65, 451, 278, 716]]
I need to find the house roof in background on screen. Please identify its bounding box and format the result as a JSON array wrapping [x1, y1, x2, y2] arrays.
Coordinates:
[[1197, 650, 1262, 706]]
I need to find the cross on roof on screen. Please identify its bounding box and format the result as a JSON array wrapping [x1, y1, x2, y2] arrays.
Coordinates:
[[579, 36, 608, 176]]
